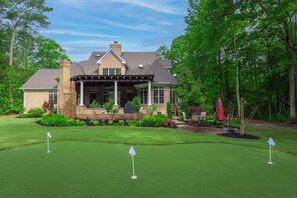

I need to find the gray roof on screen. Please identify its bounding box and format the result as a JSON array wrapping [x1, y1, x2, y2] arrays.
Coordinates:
[[21, 69, 59, 89], [144, 60, 177, 84], [21, 51, 176, 89]]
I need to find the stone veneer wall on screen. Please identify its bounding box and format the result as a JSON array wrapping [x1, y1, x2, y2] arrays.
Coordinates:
[[58, 60, 77, 118]]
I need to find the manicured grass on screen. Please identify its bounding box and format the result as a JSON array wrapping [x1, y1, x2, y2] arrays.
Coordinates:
[[0, 142, 296, 198], [0, 118, 297, 154]]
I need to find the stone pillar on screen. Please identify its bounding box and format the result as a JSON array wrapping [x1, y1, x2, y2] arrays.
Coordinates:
[[58, 59, 74, 118], [114, 81, 118, 106], [148, 81, 152, 105], [80, 81, 84, 106]]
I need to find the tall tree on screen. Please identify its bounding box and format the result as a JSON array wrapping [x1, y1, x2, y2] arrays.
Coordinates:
[[0, 0, 52, 106]]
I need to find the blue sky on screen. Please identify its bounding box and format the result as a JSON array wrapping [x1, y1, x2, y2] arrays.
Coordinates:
[[41, 0, 188, 61]]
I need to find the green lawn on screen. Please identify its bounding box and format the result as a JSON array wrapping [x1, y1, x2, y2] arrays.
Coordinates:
[[0, 118, 297, 197], [0, 142, 296, 198]]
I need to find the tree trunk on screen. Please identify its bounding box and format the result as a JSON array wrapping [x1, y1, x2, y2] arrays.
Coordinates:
[[8, 27, 16, 106], [234, 35, 241, 122], [240, 98, 245, 135], [284, 20, 296, 120]]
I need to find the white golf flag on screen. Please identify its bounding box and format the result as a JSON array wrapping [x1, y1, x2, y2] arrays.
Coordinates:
[[47, 132, 52, 139], [268, 138, 275, 146], [129, 146, 136, 156]]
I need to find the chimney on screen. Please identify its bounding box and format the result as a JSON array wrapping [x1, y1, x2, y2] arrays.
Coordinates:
[[110, 41, 122, 55]]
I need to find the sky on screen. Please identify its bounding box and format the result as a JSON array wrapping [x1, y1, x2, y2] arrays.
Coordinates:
[[41, 0, 188, 62]]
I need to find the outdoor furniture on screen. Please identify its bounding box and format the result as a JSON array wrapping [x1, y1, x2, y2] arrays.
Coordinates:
[[182, 112, 190, 122]]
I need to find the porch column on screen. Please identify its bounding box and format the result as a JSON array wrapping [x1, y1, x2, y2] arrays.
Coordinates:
[[114, 81, 118, 106], [80, 81, 84, 106], [148, 81, 152, 105]]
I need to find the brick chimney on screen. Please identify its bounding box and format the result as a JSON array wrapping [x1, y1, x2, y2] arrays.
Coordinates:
[[110, 41, 122, 55]]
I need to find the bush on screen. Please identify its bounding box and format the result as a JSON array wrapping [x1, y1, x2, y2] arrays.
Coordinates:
[[162, 118, 175, 127], [41, 114, 85, 126], [166, 102, 172, 118], [146, 103, 158, 116], [28, 108, 44, 117], [101, 119, 107, 125], [103, 100, 114, 113], [132, 96, 140, 112], [119, 120, 125, 126], [90, 100, 99, 108], [90, 120, 99, 126], [19, 113, 30, 118], [128, 120, 139, 127], [108, 120, 113, 125]]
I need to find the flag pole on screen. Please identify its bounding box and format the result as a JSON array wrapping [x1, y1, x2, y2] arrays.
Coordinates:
[[131, 156, 137, 179], [47, 136, 50, 153], [268, 144, 272, 164]]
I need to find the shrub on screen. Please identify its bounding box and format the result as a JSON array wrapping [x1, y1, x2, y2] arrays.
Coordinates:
[[28, 108, 44, 117], [142, 116, 155, 127], [90, 100, 99, 108], [42, 101, 54, 114], [155, 114, 167, 120], [132, 96, 140, 112], [90, 120, 99, 126], [128, 120, 139, 127], [162, 118, 174, 127], [146, 103, 158, 116], [41, 114, 85, 126], [166, 102, 172, 118], [103, 99, 114, 113], [101, 119, 107, 125], [19, 113, 30, 118], [108, 120, 113, 125], [119, 120, 125, 126]]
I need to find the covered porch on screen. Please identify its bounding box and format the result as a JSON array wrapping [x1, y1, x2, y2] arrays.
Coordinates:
[[71, 75, 154, 119]]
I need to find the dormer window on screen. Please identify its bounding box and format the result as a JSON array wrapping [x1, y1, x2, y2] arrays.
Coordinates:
[[102, 68, 122, 76]]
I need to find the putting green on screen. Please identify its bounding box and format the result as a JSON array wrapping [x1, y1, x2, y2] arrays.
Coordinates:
[[0, 142, 296, 198]]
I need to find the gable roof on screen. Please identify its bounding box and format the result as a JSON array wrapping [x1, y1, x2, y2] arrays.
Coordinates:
[[21, 69, 60, 89], [144, 59, 177, 84], [21, 50, 176, 89], [96, 48, 127, 65]]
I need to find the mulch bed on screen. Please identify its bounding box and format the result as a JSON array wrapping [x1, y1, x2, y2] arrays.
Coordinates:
[[218, 132, 260, 139]]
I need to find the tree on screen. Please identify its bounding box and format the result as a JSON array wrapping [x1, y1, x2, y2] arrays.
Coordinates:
[[156, 45, 169, 60], [0, 0, 52, 105], [34, 37, 69, 69]]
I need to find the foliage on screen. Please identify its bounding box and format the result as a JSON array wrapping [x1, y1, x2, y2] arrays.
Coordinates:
[[132, 96, 141, 112], [27, 108, 44, 117], [90, 120, 99, 126], [146, 103, 158, 116], [103, 99, 114, 113], [166, 102, 172, 118], [90, 100, 99, 109], [19, 113, 29, 118], [162, 0, 297, 121], [118, 120, 125, 126], [162, 118, 175, 127], [42, 101, 54, 114], [41, 114, 85, 126], [108, 120, 113, 125]]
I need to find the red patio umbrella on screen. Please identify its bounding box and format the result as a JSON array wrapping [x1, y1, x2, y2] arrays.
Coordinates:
[[216, 97, 226, 121]]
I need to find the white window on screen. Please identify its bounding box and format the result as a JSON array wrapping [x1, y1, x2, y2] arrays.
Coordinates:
[[140, 88, 147, 104], [103, 68, 121, 75], [153, 87, 164, 104], [170, 88, 176, 104], [48, 91, 57, 104], [116, 68, 121, 75]]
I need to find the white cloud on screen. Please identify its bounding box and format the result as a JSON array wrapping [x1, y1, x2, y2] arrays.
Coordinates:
[[53, 0, 184, 15], [40, 30, 120, 38], [100, 19, 156, 32]]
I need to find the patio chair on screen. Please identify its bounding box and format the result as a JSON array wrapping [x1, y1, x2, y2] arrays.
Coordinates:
[[182, 112, 190, 122]]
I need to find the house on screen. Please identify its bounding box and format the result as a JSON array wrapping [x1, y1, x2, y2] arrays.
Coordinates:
[[21, 41, 177, 119]]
